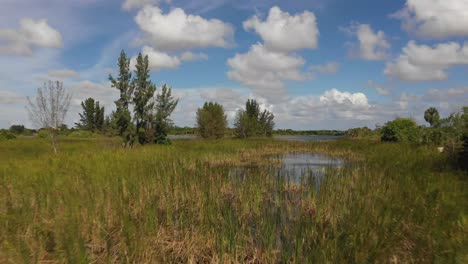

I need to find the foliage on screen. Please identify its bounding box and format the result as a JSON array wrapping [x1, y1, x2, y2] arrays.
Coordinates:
[[421, 127, 443, 145], [152, 84, 178, 144], [9, 125, 25, 134], [196, 102, 227, 139], [169, 126, 196, 135], [0, 138, 465, 262], [109, 50, 178, 146], [132, 53, 156, 145], [8, 125, 36, 136], [381, 118, 421, 143], [75, 98, 105, 132], [459, 133, 468, 170], [433, 107, 468, 151], [234, 99, 275, 138], [0, 130, 16, 141], [424, 107, 440, 127], [258, 109, 275, 137], [109, 50, 135, 146], [345, 127, 374, 138], [37, 129, 50, 139], [26, 80, 72, 153]]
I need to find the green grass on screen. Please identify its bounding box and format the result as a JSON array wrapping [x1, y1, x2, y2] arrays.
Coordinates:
[[0, 138, 466, 263]]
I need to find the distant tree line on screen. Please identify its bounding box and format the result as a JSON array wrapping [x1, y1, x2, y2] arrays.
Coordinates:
[[345, 106, 468, 169]]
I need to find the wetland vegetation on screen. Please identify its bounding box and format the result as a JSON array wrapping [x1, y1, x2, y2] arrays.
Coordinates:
[[1, 50, 467, 263], [0, 137, 466, 263]]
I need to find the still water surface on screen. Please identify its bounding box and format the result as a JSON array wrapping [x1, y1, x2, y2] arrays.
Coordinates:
[[230, 153, 344, 184]]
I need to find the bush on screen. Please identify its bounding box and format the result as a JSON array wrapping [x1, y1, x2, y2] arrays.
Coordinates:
[[9, 125, 25, 134], [234, 99, 275, 138], [346, 127, 373, 138], [37, 130, 50, 139], [0, 130, 16, 141], [196, 102, 227, 139], [381, 118, 421, 143], [421, 127, 443, 145], [459, 133, 468, 170]]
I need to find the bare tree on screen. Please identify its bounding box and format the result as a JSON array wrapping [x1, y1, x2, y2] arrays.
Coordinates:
[[26, 81, 72, 153]]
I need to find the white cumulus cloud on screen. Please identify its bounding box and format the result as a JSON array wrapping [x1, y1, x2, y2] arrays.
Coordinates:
[[392, 0, 468, 38], [0, 18, 63, 56], [135, 6, 234, 51], [320, 88, 369, 108], [227, 43, 308, 100], [130, 46, 210, 72], [130, 46, 181, 71], [343, 23, 390, 60], [385, 41, 468, 82], [243, 6, 319, 52]]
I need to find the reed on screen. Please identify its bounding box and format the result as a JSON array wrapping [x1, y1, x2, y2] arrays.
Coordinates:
[[0, 138, 466, 263]]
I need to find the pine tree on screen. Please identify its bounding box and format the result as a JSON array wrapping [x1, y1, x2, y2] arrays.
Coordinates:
[[75, 98, 105, 132], [109, 50, 134, 146], [94, 101, 105, 131], [259, 109, 275, 137], [76, 98, 96, 131], [153, 84, 178, 144], [132, 53, 156, 144], [234, 99, 275, 138]]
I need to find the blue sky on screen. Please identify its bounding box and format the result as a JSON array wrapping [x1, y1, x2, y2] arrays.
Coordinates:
[[0, 0, 467, 129]]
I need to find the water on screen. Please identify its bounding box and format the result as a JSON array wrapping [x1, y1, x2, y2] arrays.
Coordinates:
[[278, 153, 343, 183], [226, 152, 345, 251], [229, 153, 344, 184], [274, 135, 344, 142], [168, 135, 198, 140]]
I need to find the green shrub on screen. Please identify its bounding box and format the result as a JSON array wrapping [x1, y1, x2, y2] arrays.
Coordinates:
[[421, 127, 443, 145], [9, 125, 25, 134], [0, 130, 16, 141], [345, 127, 374, 138], [459, 133, 468, 170], [37, 130, 50, 139], [381, 118, 421, 143]]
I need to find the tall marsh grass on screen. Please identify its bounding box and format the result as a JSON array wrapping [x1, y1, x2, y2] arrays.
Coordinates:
[[0, 138, 466, 263]]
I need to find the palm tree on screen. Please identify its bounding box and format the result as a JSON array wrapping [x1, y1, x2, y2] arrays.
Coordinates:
[[424, 107, 440, 127]]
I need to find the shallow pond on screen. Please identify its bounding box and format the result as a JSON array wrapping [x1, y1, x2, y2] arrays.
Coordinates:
[[230, 153, 344, 184], [278, 153, 344, 182]]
